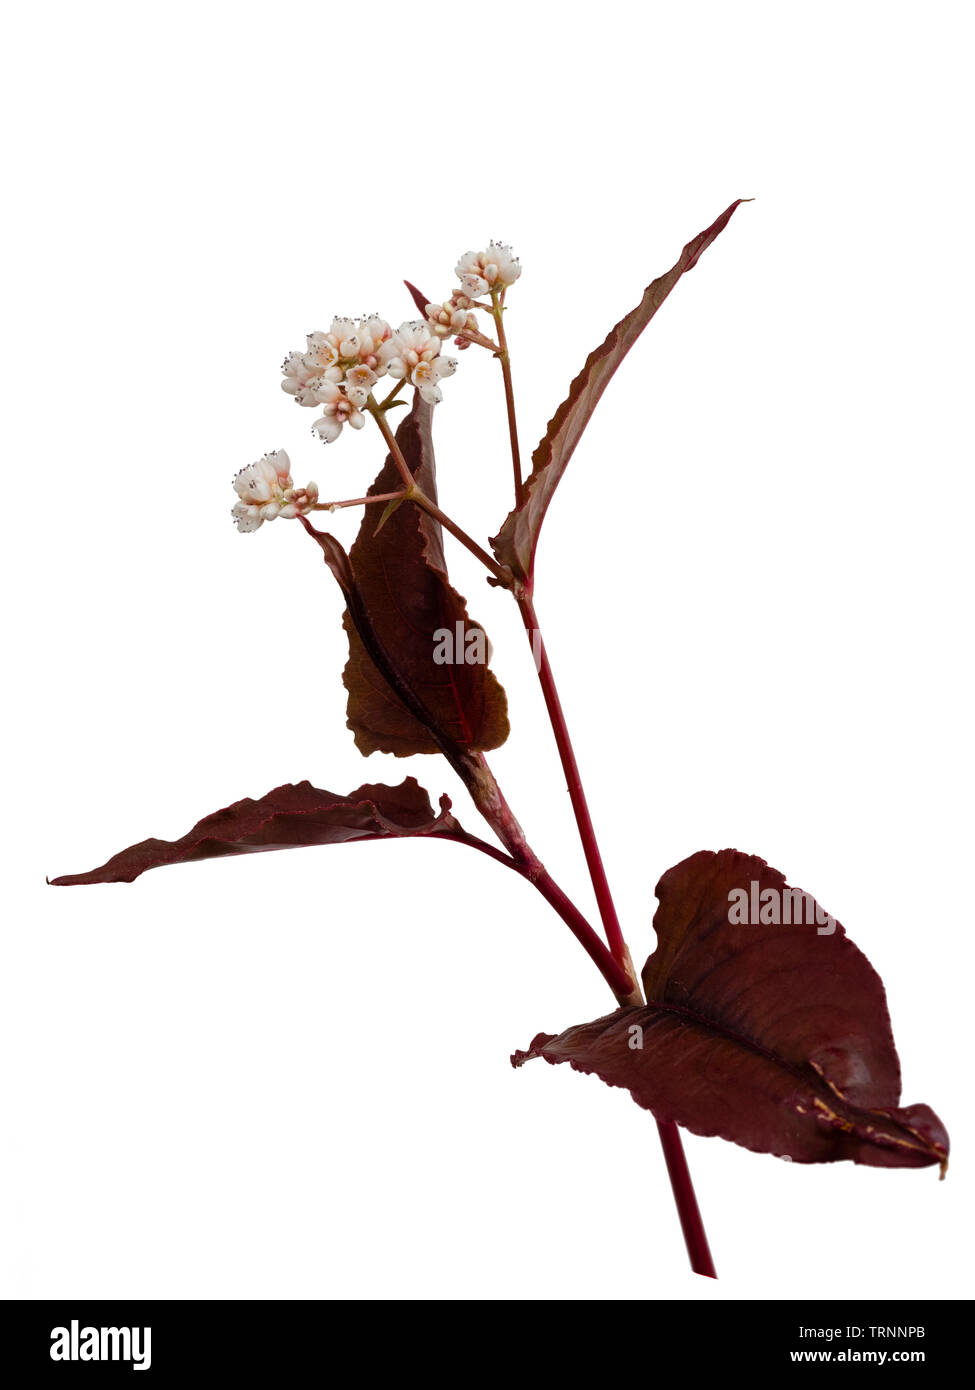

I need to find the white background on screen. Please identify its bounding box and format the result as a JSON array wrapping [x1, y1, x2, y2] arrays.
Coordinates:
[[3, 1, 972, 1301]]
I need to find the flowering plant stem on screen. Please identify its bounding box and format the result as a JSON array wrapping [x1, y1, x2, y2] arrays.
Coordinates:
[[367, 321, 717, 1275], [313, 490, 406, 512], [490, 288, 524, 508], [449, 759, 637, 1001], [517, 592, 631, 973], [517, 591, 716, 1275], [369, 400, 514, 586], [487, 285, 717, 1271], [370, 339, 717, 1274]]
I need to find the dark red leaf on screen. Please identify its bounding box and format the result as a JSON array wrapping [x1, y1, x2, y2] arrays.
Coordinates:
[[340, 396, 510, 759], [513, 849, 949, 1173], [50, 777, 465, 885], [492, 200, 748, 580]]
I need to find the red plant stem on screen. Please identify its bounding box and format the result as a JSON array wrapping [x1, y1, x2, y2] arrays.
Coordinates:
[[656, 1119, 717, 1278], [428, 797, 724, 1288], [362, 392, 716, 1273], [515, 591, 631, 977], [468, 843, 636, 999], [356, 826, 635, 1001], [516, 588, 716, 1277], [457, 759, 637, 1003], [529, 867, 636, 997], [296, 513, 629, 1000]]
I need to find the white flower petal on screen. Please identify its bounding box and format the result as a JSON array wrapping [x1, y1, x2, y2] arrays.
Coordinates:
[[313, 416, 343, 443], [232, 504, 263, 533]]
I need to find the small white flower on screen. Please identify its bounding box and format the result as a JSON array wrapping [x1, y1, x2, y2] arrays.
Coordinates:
[[281, 352, 326, 406], [355, 315, 393, 371], [425, 299, 475, 339], [303, 332, 341, 375], [379, 321, 438, 378], [411, 355, 457, 405], [282, 317, 393, 405], [305, 315, 392, 379], [231, 503, 262, 533], [277, 481, 319, 519], [231, 450, 318, 532], [344, 364, 378, 407], [311, 380, 366, 443], [233, 450, 291, 505], [378, 321, 457, 404], [454, 242, 521, 297]]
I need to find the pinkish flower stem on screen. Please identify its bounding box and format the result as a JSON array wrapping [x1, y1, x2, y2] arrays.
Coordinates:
[[312, 490, 407, 512], [368, 401, 515, 588], [376, 380, 408, 411], [366, 397, 417, 490], [490, 288, 524, 508], [412, 490, 513, 587]]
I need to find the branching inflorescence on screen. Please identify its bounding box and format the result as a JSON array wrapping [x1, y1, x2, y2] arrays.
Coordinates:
[[53, 205, 949, 1282]]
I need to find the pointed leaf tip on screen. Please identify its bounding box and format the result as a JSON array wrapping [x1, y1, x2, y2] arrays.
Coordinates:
[[404, 280, 431, 318], [50, 777, 464, 886], [491, 200, 748, 579]]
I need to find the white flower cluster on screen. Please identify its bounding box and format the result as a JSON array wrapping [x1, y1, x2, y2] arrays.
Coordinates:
[[424, 243, 522, 346], [281, 314, 458, 439], [281, 314, 391, 441], [381, 322, 457, 404], [455, 242, 522, 297], [232, 451, 318, 532], [425, 293, 478, 340]]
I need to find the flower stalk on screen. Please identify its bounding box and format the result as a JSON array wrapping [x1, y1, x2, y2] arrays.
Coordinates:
[[490, 307, 716, 1277], [368, 399, 515, 588], [490, 288, 524, 508], [313, 489, 407, 513], [515, 593, 633, 976], [460, 755, 638, 1003]]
